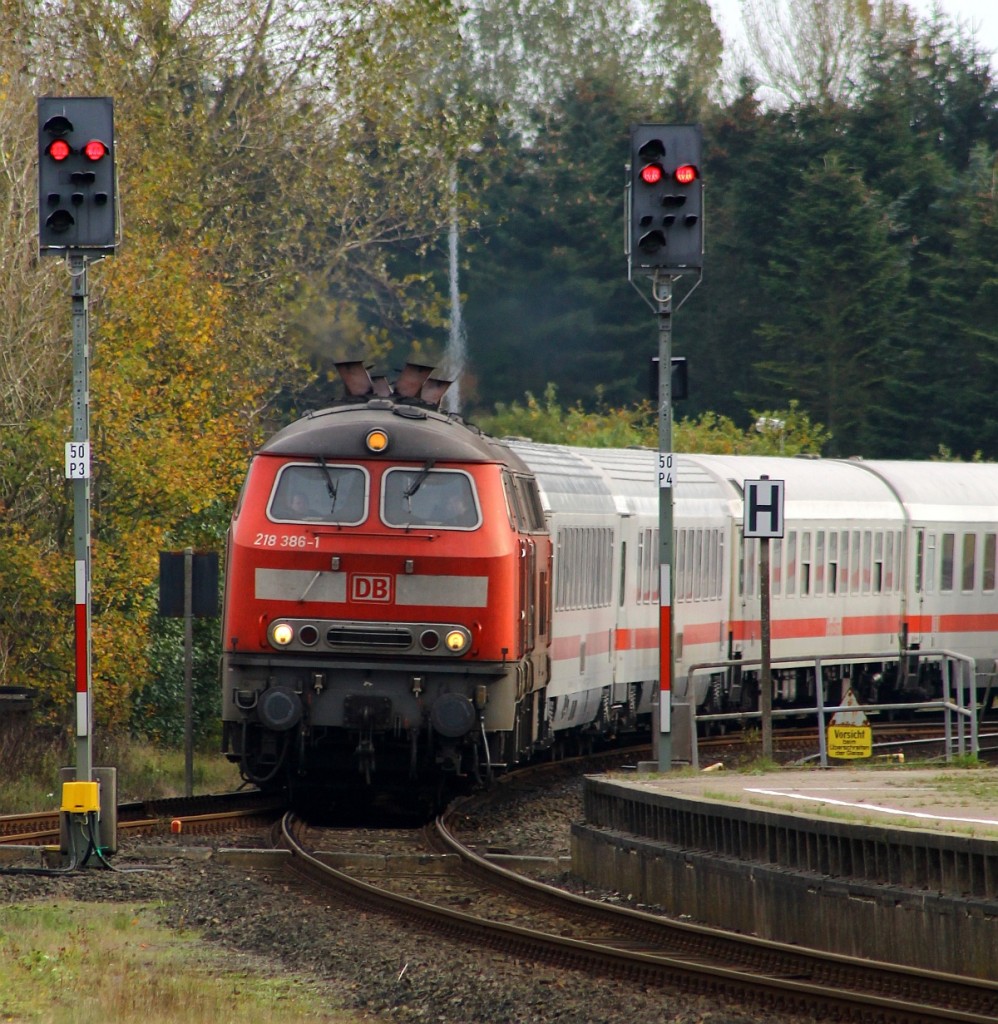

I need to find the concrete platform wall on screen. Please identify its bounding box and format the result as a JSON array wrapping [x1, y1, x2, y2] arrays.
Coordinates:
[[571, 778, 998, 979]]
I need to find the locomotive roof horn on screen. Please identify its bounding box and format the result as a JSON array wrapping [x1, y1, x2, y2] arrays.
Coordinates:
[[420, 377, 452, 406], [334, 361, 374, 397], [370, 375, 393, 398], [333, 360, 452, 409], [394, 363, 434, 398]]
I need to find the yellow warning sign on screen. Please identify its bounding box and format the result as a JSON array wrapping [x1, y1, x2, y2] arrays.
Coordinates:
[[827, 724, 872, 759], [827, 687, 872, 759]]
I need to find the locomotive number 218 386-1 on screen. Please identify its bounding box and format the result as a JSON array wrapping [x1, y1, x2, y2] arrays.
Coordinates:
[[253, 533, 320, 548]]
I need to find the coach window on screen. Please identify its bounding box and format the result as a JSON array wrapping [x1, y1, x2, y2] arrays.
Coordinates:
[[884, 532, 895, 591], [914, 530, 924, 592], [771, 536, 782, 596], [640, 528, 658, 604], [861, 531, 872, 593], [709, 529, 720, 599], [676, 529, 687, 602], [600, 528, 613, 605], [815, 531, 825, 594], [586, 529, 596, 607], [652, 529, 660, 601], [692, 529, 702, 600], [688, 529, 697, 599], [554, 530, 568, 609], [985, 534, 996, 592], [940, 532, 955, 592], [745, 537, 758, 597], [382, 469, 480, 530], [843, 531, 851, 590], [962, 533, 977, 592], [637, 530, 648, 603], [572, 529, 582, 608], [269, 463, 368, 525], [800, 532, 811, 596], [851, 530, 861, 593], [873, 532, 884, 593], [828, 532, 838, 594], [925, 533, 937, 594], [689, 529, 698, 600], [785, 532, 796, 596], [686, 530, 697, 600]]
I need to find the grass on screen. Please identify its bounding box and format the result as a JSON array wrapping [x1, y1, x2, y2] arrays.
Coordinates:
[[0, 725, 370, 1022], [0, 721, 245, 815], [0, 900, 361, 1023]]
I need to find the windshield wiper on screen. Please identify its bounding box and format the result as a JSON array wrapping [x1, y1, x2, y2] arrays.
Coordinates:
[[317, 456, 338, 512], [403, 459, 435, 511]]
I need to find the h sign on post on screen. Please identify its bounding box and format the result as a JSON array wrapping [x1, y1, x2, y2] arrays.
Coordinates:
[[744, 478, 785, 538]]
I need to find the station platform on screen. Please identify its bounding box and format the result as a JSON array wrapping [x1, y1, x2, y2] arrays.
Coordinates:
[[614, 764, 998, 839], [570, 765, 998, 979]]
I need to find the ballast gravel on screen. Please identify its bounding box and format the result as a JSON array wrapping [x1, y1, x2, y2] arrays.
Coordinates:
[[0, 776, 820, 1024]]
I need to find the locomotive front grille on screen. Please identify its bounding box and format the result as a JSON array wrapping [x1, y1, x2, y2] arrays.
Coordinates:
[[326, 625, 412, 649]]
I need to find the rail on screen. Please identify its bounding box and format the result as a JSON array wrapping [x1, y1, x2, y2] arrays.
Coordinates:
[[678, 648, 978, 769]]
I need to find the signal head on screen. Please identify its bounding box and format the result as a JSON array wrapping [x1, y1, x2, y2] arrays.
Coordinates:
[[83, 139, 108, 161], [46, 139, 72, 161], [37, 96, 116, 253], [674, 164, 698, 185], [639, 163, 664, 186], [628, 123, 703, 274]]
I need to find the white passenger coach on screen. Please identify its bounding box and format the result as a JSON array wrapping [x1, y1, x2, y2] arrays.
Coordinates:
[[505, 443, 998, 739]]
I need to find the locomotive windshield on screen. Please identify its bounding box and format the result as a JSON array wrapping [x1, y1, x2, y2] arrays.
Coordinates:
[[268, 463, 367, 524], [382, 468, 480, 529]]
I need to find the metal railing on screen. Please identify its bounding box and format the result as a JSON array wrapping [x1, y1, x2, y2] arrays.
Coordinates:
[[680, 649, 978, 770]]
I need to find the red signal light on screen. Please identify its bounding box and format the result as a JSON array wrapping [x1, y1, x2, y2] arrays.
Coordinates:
[[47, 139, 71, 161], [83, 140, 108, 161], [674, 164, 698, 185], [639, 163, 664, 185]]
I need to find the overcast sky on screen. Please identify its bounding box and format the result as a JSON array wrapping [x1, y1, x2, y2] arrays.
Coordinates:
[[710, 0, 998, 67]]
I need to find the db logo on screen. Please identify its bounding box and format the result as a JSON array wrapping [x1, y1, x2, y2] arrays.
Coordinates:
[[350, 574, 393, 602]]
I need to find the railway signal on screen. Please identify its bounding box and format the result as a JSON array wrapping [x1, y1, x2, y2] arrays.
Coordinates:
[[628, 124, 703, 274], [626, 124, 705, 773], [38, 98, 120, 849], [38, 96, 117, 253]]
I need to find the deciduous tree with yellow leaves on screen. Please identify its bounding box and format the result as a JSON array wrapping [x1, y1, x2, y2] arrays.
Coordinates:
[[1, 0, 492, 738]]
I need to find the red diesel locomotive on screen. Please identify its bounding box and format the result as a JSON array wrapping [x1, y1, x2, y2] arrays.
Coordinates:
[[224, 361, 998, 806], [220, 363, 552, 803]]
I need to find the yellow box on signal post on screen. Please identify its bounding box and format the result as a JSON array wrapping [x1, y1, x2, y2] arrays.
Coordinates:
[[60, 780, 100, 814]]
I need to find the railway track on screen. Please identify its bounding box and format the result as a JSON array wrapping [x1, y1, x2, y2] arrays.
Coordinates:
[[272, 769, 998, 1024], [0, 791, 282, 846]]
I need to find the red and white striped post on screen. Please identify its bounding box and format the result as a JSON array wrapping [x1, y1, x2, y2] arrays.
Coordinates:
[[69, 253, 93, 782], [656, 277, 674, 770]]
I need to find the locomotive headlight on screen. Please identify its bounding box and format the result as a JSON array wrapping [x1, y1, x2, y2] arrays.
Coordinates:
[[444, 628, 470, 654], [271, 622, 294, 647], [366, 429, 389, 453]]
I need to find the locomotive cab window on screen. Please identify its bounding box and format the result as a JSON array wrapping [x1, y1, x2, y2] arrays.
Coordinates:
[[516, 476, 545, 531], [269, 463, 368, 524], [382, 468, 481, 529]]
